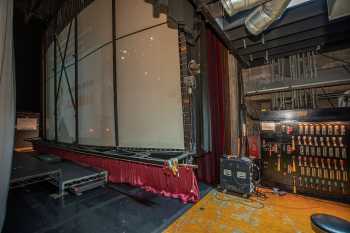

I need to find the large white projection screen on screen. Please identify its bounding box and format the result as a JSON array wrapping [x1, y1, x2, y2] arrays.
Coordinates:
[[77, 0, 115, 146], [56, 23, 76, 143], [117, 24, 185, 149], [44, 0, 185, 149], [116, 0, 167, 37]]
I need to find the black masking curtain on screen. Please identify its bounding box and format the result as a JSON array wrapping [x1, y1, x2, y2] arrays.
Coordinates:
[[0, 0, 15, 230]]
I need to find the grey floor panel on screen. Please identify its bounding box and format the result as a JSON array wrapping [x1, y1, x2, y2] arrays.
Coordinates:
[[3, 182, 211, 233], [55, 162, 101, 182], [11, 153, 60, 182]]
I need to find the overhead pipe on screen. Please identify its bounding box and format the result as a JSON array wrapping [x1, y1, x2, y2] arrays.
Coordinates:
[[245, 0, 291, 35], [221, 0, 270, 16], [245, 79, 350, 97]]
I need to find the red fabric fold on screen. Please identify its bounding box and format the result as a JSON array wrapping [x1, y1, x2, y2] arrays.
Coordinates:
[[33, 144, 200, 203], [197, 29, 227, 185]]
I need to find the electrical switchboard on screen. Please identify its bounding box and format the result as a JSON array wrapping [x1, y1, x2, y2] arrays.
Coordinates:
[[260, 108, 350, 202]]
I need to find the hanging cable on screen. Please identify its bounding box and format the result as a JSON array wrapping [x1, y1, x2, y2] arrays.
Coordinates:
[[321, 88, 335, 108]]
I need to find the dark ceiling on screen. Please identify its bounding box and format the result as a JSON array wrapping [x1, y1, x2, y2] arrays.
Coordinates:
[[14, 0, 66, 113], [14, 7, 45, 112], [191, 0, 350, 68], [14, 0, 64, 25]]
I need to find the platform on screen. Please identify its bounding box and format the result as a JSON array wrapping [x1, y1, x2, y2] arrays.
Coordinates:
[[31, 139, 194, 166], [31, 139, 200, 203], [51, 161, 108, 197], [10, 152, 61, 189], [11, 152, 108, 197]]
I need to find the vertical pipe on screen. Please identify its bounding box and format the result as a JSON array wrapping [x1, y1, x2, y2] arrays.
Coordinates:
[[310, 51, 313, 79], [291, 55, 294, 80], [74, 16, 79, 144], [112, 0, 119, 146], [289, 56, 292, 81], [42, 36, 47, 139], [238, 63, 248, 157], [277, 58, 280, 81], [54, 34, 58, 142], [271, 58, 274, 82], [237, 63, 243, 156], [297, 54, 300, 80], [281, 57, 285, 81], [302, 52, 304, 79], [313, 51, 318, 79]]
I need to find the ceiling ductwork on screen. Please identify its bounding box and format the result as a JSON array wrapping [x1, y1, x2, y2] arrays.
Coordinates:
[[245, 0, 291, 35], [327, 0, 350, 21], [220, 0, 270, 16], [194, 0, 350, 67]]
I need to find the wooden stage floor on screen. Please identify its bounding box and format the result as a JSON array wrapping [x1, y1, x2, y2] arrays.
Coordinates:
[[164, 188, 350, 233]]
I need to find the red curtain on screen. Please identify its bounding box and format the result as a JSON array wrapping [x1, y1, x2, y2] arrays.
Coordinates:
[[197, 30, 228, 185], [34, 144, 200, 203]]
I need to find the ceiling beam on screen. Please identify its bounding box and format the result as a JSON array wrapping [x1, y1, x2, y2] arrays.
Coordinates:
[[224, 0, 327, 41], [233, 13, 328, 49], [243, 31, 350, 65], [238, 19, 349, 56], [190, 0, 250, 66]]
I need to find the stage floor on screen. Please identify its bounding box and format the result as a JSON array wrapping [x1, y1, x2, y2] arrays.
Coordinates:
[[10, 152, 61, 188], [3, 182, 211, 233], [164, 189, 350, 233], [4, 180, 350, 233]]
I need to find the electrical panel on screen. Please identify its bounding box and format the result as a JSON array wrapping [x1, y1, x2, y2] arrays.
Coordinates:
[[220, 157, 254, 196], [260, 108, 350, 203]]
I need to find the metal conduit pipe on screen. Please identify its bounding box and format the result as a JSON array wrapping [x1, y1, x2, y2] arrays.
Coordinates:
[[221, 0, 270, 16], [245, 0, 291, 35]]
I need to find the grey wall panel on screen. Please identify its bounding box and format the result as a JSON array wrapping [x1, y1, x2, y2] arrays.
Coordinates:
[[45, 0, 184, 149], [57, 65, 76, 143], [56, 22, 75, 67], [77, 0, 115, 146], [56, 23, 76, 143], [78, 44, 115, 146], [78, 0, 112, 59], [117, 24, 184, 149], [116, 0, 167, 38]]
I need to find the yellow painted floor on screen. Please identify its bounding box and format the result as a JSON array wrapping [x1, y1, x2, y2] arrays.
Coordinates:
[[164, 189, 350, 233]]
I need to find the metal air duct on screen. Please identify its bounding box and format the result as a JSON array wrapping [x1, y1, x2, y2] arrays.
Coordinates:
[[221, 0, 270, 16], [245, 0, 291, 35]]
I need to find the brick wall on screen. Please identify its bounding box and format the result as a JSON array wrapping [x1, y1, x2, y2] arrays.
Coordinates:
[[178, 29, 193, 151]]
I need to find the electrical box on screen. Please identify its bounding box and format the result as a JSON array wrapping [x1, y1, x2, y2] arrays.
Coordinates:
[[220, 157, 254, 196], [260, 108, 350, 203]]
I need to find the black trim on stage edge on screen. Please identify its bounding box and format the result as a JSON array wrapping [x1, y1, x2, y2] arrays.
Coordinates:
[[31, 139, 195, 167]]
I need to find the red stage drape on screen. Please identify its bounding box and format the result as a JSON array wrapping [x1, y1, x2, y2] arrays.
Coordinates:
[[34, 144, 200, 203], [197, 30, 228, 185]]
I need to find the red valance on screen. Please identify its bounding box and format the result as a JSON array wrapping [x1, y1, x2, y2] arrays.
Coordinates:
[[33, 144, 200, 203]]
